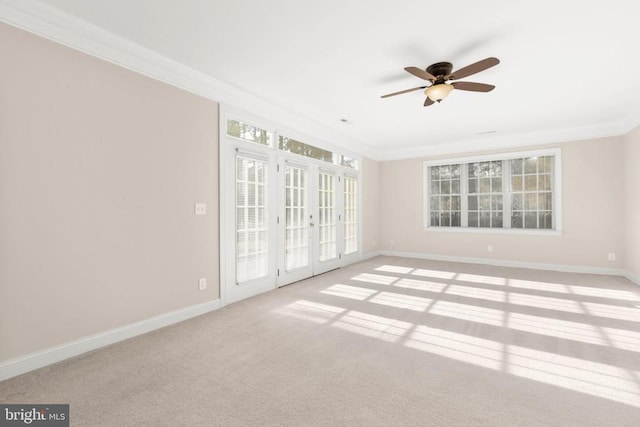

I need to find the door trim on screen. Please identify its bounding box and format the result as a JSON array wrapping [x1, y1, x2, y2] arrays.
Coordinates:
[[219, 105, 363, 306]]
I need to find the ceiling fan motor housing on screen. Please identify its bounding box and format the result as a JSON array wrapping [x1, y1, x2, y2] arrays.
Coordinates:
[[426, 62, 453, 80]]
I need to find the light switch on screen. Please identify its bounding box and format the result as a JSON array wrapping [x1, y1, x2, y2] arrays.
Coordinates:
[[195, 203, 207, 215]]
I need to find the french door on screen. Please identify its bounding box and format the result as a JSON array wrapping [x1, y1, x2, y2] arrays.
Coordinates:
[[277, 159, 342, 286], [224, 147, 279, 304], [221, 114, 360, 305]]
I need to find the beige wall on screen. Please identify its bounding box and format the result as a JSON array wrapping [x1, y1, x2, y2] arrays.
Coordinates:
[[624, 126, 640, 279], [379, 137, 626, 269], [0, 23, 220, 362], [1, 17, 637, 372], [362, 157, 380, 255]]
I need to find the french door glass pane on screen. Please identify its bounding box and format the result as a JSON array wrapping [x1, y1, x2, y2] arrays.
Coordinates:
[[236, 156, 268, 283], [344, 176, 358, 254], [285, 165, 309, 271], [318, 172, 337, 262]]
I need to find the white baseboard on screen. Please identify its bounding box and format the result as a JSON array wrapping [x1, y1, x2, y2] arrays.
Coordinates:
[[625, 271, 640, 286], [360, 251, 382, 261], [0, 299, 221, 382], [377, 250, 627, 277]]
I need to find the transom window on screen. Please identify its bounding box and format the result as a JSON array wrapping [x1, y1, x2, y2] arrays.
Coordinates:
[[278, 136, 336, 164], [225, 117, 358, 169], [340, 155, 359, 169], [424, 149, 562, 233], [226, 118, 272, 146]]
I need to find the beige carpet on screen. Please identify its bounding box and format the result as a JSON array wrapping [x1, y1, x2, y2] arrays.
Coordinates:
[[2, 256, 640, 426]]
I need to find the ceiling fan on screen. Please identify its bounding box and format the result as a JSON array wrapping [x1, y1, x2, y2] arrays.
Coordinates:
[[381, 57, 500, 107]]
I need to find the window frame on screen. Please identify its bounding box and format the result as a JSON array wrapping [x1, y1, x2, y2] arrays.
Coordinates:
[[423, 148, 562, 235]]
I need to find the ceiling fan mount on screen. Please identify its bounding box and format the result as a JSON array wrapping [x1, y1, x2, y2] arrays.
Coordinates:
[[426, 62, 453, 80], [381, 57, 500, 107]]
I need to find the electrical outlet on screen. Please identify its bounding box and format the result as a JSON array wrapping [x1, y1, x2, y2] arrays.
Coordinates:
[[198, 277, 207, 290], [608, 253, 616, 261], [487, 245, 494, 253], [195, 203, 207, 215]]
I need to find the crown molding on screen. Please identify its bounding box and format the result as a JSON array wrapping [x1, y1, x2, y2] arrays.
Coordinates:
[[0, 0, 382, 160], [619, 109, 640, 135], [1, 0, 637, 163], [377, 118, 630, 161]]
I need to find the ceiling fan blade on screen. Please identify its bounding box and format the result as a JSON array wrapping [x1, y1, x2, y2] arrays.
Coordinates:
[[452, 81, 495, 92], [449, 57, 499, 80], [405, 66, 436, 81], [381, 86, 427, 98], [424, 97, 435, 107]]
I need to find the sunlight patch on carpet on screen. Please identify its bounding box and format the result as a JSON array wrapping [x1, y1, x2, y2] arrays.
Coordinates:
[[508, 293, 583, 314], [321, 284, 378, 301], [332, 310, 412, 343], [429, 300, 504, 326], [405, 326, 503, 370], [369, 291, 433, 312], [507, 345, 640, 408], [375, 265, 414, 274], [351, 273, 398, 285], [445, 284, 506, 302], [273, 300, 345, 324], [456, 273, 506, 286], [508, 313, 606, 346], [411, 269, 457, 280]]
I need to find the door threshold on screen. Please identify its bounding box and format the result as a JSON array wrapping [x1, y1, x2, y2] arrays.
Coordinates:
[[277, 267, 340, 288]]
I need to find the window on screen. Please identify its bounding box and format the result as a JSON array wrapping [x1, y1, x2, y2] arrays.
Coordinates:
[[510, 156, 553, 229], [227, 118, 272, 146], [278, 136, 336, 164], [235, 155, 269, 283], [344, 176, 358, 254], [318, 171, 337, 262], [424, 149, 561, 233], [467, 161, 503, 228], [284, 165, 309, 271], [340, 155, 359, 170], [225, 115, 359, 170], [429, 164, 461, 227]]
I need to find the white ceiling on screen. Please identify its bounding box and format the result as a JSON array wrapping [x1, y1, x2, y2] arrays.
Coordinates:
[[18, 0, 640, 159]]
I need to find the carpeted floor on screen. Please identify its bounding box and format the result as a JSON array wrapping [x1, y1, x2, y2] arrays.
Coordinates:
[[2, 256, 640, 426]]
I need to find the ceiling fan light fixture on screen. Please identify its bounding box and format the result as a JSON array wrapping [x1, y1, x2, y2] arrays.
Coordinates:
[[425, 83, 454, 102]]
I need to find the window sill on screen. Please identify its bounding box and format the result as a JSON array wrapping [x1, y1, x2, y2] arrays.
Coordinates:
[[424, 226, 562, 236]]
